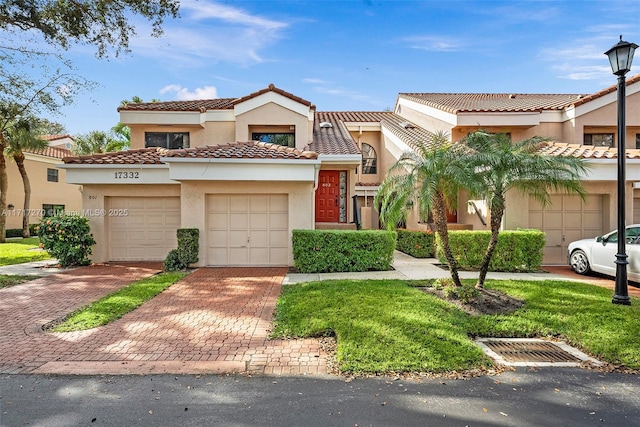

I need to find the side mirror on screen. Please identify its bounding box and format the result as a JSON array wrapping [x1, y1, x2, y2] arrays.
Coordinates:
[[596, 236, 603, 243]]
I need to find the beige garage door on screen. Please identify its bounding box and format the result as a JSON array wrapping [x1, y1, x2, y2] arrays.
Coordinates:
[[108, 197, 181, 261], [207, 194, 288, 266], [529, 194, 603, 264]]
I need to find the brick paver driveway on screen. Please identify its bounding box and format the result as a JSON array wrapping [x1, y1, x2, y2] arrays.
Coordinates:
[[0, 264, 328, 375]]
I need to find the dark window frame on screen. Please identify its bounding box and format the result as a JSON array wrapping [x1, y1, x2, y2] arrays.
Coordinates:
[[251, 132, 295, 148], [584, 133, 614, 147], [144, 132, 190, 149], [42, 204, 65, 217], [361, 143, 377, 174], [47, 168, 59, 182]]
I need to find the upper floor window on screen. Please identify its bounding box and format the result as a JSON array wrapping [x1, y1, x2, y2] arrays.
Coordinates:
[[252, 133, 295, 148], [636, 133, 640, 149], [47, 168, 58, 182], [584, 133, 613, 147], [145, 132, 190, 149], [361, 143, 377, 174]]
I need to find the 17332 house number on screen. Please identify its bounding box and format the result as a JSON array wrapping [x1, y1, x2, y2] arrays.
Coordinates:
[[114, 171, 140, 179]]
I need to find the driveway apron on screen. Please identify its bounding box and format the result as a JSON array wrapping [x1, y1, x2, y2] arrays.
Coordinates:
[[0, 265, 329, 375]]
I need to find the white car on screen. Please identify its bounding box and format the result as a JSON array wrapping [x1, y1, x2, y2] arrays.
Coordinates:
[[568, 225, 640, 281]]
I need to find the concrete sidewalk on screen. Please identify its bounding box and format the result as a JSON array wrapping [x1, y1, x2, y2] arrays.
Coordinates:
[[283, 250, 572, 284], [0, 259, 67, 277]]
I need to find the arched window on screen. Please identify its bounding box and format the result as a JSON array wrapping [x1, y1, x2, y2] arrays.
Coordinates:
[[361, 143, 377, 174]]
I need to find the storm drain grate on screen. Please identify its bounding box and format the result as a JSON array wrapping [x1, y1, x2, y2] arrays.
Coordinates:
[[475, 338, 602, 367]]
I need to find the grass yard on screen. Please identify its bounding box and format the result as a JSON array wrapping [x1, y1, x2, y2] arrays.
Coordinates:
[[271, 279, 640, 374], [51, 271, 188, 332], [0, 274, 38, 289], [0, 237, 51, 266]]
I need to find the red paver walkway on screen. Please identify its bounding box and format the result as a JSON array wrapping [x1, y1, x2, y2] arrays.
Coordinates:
[[543, 265, 640, 298], [0, 265, 329, 375]]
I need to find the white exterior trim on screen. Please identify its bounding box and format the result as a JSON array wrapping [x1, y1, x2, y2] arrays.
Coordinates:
[[397, 97, 457, 126], [164, 160, 318, 181], [59, 164, 176, 185], [119, 111, 205, 127], [583, 159, 640, 180], [234, 92, 312, 119], [317, 154, 362, 165], [381, 123, 413, 160], [457, 111, 541, 127], [24, 153, 64, 165], [343, 122, 382, 132]]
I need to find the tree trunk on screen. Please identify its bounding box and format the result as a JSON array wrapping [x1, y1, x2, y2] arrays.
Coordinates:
[[15, 153, 31, 238], [0, 136, 7, 243], [477, 198, 505, 289], [433, 191, 462, 287]]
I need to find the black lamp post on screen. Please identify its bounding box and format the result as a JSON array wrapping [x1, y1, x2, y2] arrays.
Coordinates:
[[605, 35, 638, 305]]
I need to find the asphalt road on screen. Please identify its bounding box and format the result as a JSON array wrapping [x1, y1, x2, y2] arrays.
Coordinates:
[[1, 368, 639, 427]]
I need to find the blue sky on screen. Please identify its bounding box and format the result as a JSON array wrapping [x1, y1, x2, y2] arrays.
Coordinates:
[[21, 0, 640, 135]]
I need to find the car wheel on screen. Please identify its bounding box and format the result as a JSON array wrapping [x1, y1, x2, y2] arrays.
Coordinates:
[[570, 250, 591, 275]]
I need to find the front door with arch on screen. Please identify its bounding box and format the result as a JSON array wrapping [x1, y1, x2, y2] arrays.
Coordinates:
[[315, 170, 342, 222]]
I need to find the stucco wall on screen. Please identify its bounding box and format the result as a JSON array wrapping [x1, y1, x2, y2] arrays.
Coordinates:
[[235, 103, 311, 150], [5, 156, 82, 230], [350, 130, 382, 184]]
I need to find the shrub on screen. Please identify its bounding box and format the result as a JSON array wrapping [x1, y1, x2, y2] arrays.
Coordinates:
[[435, 229, 545, 272], [6, 225, 39, 238], [292, 229, 396, 273], [164, 228, 199, 271], [396, 229, 435, 258], [37, 214, 96, 267]]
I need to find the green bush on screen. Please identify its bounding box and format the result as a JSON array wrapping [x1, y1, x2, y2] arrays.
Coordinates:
[[5, 229, 23, 238], [396, 229, 435, 258], [292, 229, 396, 273], [37, 214, 96, 267], [164, 228, 199, 271], [436, 229, 545, 272]]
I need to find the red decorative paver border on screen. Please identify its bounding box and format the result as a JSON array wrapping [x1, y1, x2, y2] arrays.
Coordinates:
[[0, 265, 329, 375]]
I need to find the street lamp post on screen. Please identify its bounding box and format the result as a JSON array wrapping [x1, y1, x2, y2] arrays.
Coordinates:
[[605, 35, 638, 305]]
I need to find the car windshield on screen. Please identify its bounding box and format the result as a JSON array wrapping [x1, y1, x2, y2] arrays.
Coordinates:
[[605, 227, 640, 243]]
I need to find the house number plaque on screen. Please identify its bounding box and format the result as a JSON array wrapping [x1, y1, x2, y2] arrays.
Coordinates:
[[114, 171, 140, 179]]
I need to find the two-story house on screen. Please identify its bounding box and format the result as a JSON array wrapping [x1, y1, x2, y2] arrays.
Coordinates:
[[61, 76, 640, 266]]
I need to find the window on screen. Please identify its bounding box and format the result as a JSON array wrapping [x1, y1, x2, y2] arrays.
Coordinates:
[[252, 133, 295, 148], [47, 168, 58, 182], [361, 143, 377, 174], [145, 132, 190, 149], [636, 134, 640, 149], [584, 133, 614, 147], [42, 204, 64, 217]]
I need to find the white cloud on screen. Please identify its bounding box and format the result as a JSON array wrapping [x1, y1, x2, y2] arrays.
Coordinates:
[[128, 1, 288, 66], [303, 78, 328, 84], [402, 35, 463, 52], [160, 85, 218, 100]]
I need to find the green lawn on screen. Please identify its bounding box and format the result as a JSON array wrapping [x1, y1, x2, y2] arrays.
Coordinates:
[[0, 274, 38, 289], [272, 279, 640, 374], [0, 237, 51, 266], [51, 271, 188, 332]]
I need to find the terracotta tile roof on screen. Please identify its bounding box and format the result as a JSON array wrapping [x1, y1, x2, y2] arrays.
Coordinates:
[[317, 111, 395, 122], [309, 112, 362, 155], [538, 142, 640, 159], [41, 134, 73, 142], [163, 142, 317, 160], [63, 148, 169, 164], [26, 146, 73, 159], [398, 93, 586, 113], [234, 83, 315, 109], [63, 143, 318, 165], [117, 83, 316, 112], [572, 73, 640, 107], [118, 98, 237, 112], [380, 114, 446, 152]]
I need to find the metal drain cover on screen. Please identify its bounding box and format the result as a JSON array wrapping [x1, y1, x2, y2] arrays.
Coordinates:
[[476, 338, 602, 367]]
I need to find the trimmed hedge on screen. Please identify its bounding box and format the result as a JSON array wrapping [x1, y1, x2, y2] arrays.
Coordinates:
[[396, 229, 435, 258], [292, 229, 396, 273], [436, 230, 545, 272], [164, 228, 199, 271], [6, 224, 39, 238]]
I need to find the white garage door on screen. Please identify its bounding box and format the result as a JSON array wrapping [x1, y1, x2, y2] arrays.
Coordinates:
[[529, 194, 603, 265], [108, 197, 181, 261], [207, 194, 288, 266]]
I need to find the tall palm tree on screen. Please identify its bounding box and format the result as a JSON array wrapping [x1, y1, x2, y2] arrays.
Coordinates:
[[4, 117, 48, 237], [375, 131, 475, 287], [462, 131, 589, 289]]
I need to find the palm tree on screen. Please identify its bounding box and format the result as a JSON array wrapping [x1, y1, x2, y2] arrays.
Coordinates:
[[4, 117, 48, 237], [375, 131, 475, 287], [71, 130, 127, 155], [461, 131, 589, 289]]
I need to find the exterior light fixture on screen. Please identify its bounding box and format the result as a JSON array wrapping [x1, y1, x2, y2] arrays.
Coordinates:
[[605, 35, 637, 306]]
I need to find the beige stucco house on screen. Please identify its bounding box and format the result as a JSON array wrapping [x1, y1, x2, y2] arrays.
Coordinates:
[[5, 137, 82, 232], [61, 76, 640, 265]]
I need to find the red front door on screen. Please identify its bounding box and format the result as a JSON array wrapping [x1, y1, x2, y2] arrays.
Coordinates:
[[315, 171, 340, 222]]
